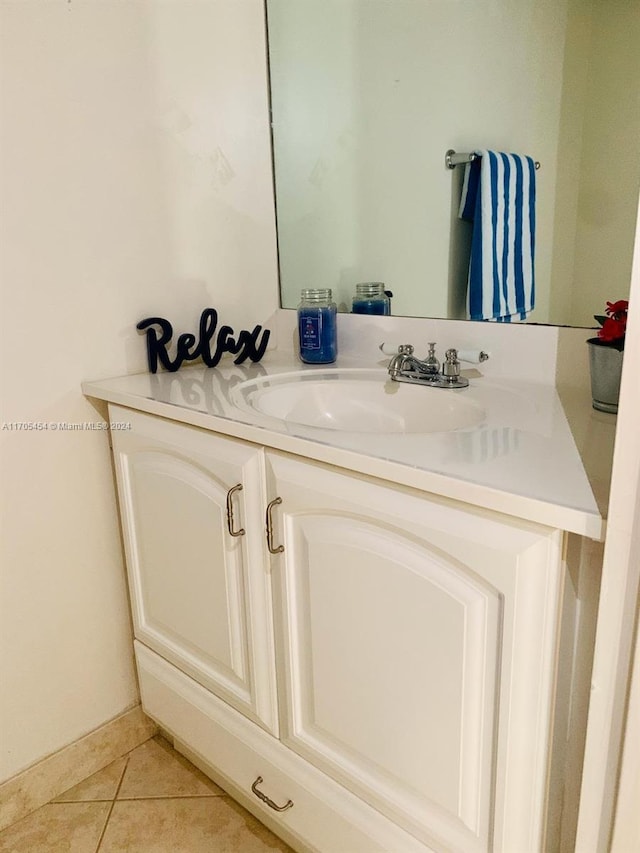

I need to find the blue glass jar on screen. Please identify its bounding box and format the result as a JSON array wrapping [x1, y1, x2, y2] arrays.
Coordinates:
[[351, 282, 390, 315], [297, 288, 337, 364]]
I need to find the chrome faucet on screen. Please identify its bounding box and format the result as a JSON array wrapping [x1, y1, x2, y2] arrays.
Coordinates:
[[387, 344, 439, 380], [382, 343, 488, 389]]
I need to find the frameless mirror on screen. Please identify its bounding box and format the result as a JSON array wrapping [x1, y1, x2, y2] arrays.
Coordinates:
[[266, 0, 640, 327]]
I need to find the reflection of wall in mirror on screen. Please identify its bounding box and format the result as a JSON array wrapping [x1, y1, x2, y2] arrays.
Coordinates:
[[268, 0, 639, 327], [551, 0, 640, 327]]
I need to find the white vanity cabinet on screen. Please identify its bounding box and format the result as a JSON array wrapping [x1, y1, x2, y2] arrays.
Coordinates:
[[109, 405, 565, 853]]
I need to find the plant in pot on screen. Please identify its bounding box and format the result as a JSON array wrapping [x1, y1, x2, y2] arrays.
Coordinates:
[[586, 299, 628, 413]]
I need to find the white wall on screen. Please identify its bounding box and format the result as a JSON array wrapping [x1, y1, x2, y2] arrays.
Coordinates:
[[0, 0, 278, 782], [548, 0, 595, 325], [551, 0, 640, 328], [575, 188, 640, 853], [568, 0, 640, 327]]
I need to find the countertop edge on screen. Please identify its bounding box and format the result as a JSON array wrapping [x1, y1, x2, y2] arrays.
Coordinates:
[[82, 379, 606, 542]]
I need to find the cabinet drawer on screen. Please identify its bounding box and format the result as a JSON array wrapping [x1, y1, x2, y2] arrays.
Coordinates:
[[135, 641, 432, 853]]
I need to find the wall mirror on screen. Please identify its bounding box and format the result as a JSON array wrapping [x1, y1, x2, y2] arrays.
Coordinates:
[[266, 0, 640, 327]]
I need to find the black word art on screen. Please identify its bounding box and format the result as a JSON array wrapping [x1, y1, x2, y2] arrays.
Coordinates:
[[137, 308, 270, 374]]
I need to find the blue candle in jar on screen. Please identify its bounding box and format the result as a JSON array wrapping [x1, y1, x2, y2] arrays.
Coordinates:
[[298, 289, 337, 364], [351, 282, 390, 315], [352, 298, 389, 315]]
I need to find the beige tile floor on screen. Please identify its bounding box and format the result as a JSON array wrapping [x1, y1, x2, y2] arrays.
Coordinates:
[[0, 736, 294, 852]]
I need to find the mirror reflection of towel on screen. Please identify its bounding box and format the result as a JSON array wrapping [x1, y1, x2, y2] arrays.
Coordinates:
[[459, 151, 536, 322]]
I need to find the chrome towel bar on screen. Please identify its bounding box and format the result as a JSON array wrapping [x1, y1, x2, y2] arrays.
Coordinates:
[[446, 149, 540, 170]]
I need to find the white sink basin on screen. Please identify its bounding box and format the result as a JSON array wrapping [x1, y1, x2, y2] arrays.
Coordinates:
[[230, 369, 486, 434]]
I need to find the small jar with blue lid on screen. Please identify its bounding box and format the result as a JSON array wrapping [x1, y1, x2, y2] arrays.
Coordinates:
[[351, 282, 390, 315], [297, 288, 337, 364]]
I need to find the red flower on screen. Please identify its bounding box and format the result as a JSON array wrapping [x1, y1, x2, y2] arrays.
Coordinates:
[[606, 300, 629, 319], [599, 317, 626, 342], [596, 299, 628, 344]]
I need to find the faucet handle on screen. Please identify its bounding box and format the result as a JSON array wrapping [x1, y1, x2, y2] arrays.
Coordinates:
[[442, 348, 461, 380], [457, 349, 490, 364], [424, 342, 440, 373], [380, 342, 414, 356]]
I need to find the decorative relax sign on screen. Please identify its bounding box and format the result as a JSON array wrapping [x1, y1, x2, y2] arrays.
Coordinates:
[[137, 308, 271, 373]]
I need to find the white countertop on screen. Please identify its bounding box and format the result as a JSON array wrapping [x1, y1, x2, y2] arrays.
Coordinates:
[[82, 350, 604, 540]]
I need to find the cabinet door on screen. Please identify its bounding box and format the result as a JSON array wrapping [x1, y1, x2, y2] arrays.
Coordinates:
[[110, 406, 278, 735], [266, 451, 563, 853]]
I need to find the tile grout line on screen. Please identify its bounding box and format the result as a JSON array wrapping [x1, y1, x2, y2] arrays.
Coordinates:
[[51, 798, 114, 804], [94, 756, 130, 853], [118, 794, 229, 803], [56, 793, 224, 803], [117, 794, 228, 801]]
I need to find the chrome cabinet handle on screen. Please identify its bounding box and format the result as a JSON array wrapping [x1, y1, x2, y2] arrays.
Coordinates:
[[265, 497, 284, 554], [251, 776, 293, 812], [226, 484, 245, 537]]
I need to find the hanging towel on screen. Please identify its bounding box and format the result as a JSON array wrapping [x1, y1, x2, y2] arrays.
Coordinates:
[[458, 150, 536, 322]]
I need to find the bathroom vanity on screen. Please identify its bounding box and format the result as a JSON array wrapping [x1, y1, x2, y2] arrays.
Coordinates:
[[83, 348, 603, 853]]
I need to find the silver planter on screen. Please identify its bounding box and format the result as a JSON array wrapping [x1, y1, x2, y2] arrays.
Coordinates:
[[587, 339, 624, 413]]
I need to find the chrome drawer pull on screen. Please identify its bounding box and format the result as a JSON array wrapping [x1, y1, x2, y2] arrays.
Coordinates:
[[265, 497, 284, 554], [226, 484, 245, 537], [251, 776, 293, 812]]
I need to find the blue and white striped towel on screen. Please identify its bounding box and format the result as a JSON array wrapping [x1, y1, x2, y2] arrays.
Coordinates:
[[459, 150, 536, 322]]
